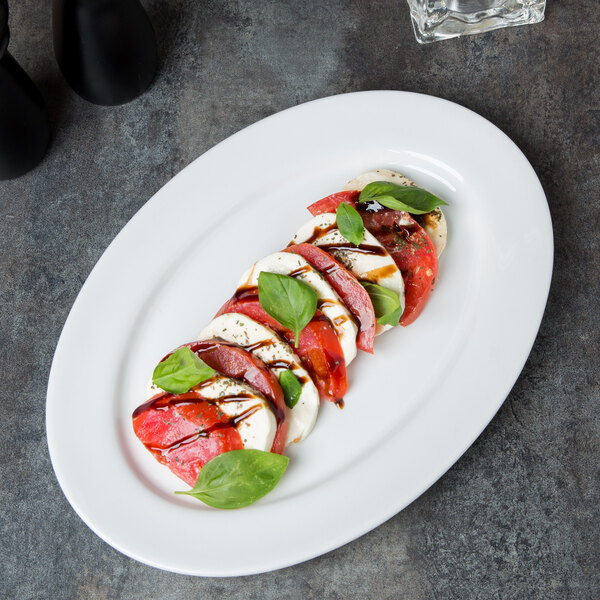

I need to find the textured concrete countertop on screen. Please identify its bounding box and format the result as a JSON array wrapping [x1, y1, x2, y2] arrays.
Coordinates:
[[1, 1, 598, 598]]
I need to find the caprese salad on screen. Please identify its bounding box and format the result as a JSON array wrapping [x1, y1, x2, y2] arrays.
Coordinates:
[[132, 169, 448, 509]]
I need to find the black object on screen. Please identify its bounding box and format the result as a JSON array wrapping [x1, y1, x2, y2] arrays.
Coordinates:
[[0, 0, 51, 180], [53, 0, 158, 106]]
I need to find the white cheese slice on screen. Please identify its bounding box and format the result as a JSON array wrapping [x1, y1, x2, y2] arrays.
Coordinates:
[[342, 169, 415, 191], [198, 313, 320, 446], [238, 252, 358, 366]]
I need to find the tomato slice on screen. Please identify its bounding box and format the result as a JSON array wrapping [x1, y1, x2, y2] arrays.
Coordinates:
[[132, 391, 243, 486], [283, 243, 376, 353], [308, 191, 438, 326], [163, 340, 287, 454], [217, 291, 348, 405], [307, 191, 357, 216]]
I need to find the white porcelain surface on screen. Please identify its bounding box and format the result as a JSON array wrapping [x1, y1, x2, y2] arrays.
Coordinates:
[[46, 91, 553, 576]]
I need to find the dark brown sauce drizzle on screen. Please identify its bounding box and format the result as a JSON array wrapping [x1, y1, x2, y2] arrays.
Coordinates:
[[195, 378, 217, 389], [365, 264, 398, 280], [302, 222, 337, 244], [317, 298, 337, 310], [189, 340, 221, 353], [269, 361, 309, 384], [232, 285, 259, 301], [288, 265, 311, 278], [317, 297, 357, 330], [231, 404, 263, 426], [243, 339, 273, 352], [266, 359, 294, 370], [319, 243, 387, 256], [149, 423, 224, 456]]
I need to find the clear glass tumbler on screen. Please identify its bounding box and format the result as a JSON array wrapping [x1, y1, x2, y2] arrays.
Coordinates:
[[407, 0, 546, 43]]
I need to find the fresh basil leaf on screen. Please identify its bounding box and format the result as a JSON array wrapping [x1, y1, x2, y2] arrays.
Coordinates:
[[361, 281, 403, 327], [336, 202, 364, 246], [358, 181, 447, 215], [175, 449, 289, 509], [258, 271, 317, 348], [279, 369, 302, 408], [152, 347, 215, 394]]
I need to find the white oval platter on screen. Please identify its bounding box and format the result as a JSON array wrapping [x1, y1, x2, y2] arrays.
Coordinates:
[[47, 91, 553, 576]]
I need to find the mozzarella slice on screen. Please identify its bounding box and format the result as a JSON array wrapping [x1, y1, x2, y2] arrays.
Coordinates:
[[291, 213, 405, 334], [198, 313, 319, 445], [238, 252, 358, 366], [342, 169, 415, 191], [147, 373, 276, 452], [343, 168, 447, 257], [417, 207, 447, 258]]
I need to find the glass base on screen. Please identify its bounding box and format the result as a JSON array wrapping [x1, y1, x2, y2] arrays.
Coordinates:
[[407, 0, 546, 44]]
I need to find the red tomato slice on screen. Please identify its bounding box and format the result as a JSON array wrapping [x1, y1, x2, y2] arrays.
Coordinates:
[[283, 243, 376, 353], [162, 340, 288, 454], [132, 391, 244, 486], [307, 191, 357, 216], [217, 291, 348, 405], [308, 191, 438, 326]]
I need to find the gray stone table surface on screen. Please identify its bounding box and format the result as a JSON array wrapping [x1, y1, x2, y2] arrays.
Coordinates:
[[1, 1, 598, 598]]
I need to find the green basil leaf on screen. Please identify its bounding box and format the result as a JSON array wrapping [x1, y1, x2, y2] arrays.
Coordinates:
[[152, 347, 215, 394], [361, 281, 403, 327], [336, 202, 364, 246], [358, 181, 448, 215], [257, 271, 317, 348], [279, 369, 302, 408], [175, 449, 289, 509]]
